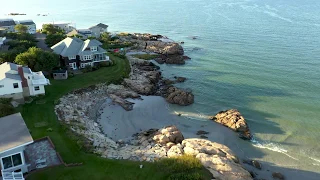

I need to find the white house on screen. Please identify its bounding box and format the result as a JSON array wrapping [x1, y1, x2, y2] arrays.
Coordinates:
[[0, 19, 16, 33], [0, 113, 33, 179], [15, 20, 36, 34], [0, 62, 50, 100]]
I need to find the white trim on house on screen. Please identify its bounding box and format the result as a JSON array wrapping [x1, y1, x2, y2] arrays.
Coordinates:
[[68, 55, 76, 60], [0, 152, 24, 171], [0, 141, 33, 155], [90, 46, 97, 52]]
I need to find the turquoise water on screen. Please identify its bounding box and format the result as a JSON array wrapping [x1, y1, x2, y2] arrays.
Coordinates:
[[2, 0, 320, 174]]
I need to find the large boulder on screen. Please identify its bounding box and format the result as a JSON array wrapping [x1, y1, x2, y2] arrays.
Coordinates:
[[165, 87, 194, 106], [182, 139, 252, 180], [153, 126, 184, 144], [167, 144, 183, 157], [210, 109, 252, 140]]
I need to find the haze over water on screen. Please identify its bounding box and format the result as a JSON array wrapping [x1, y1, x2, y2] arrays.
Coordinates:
[[2, 0, 320, 174]]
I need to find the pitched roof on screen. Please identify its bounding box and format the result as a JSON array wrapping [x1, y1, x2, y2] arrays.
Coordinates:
[[51, 37, 105, 57], [17, 20, 35, 26], [53, 69, 67, 74], [89, 23, 108, 29], [51, 37, 84, 57], [0, 113, 33, 153], [0, 19, 16, 27], [0, 62, 31, 81]]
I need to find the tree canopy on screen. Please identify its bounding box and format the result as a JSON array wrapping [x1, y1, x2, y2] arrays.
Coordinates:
[[45, 33, 66, 47], [0, 32, 37, 63], [15, 47, 59, 72], [14, 24, 28, 33], [42, 24, 64, 35]]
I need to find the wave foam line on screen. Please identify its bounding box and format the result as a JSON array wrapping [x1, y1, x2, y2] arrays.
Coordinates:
[[251, 139, 299, 161], [173, 111, 209, 121]]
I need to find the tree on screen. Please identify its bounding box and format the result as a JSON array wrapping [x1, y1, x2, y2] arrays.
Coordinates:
[[42, 24, 64, 35], [14, 24, 28, 33], [45, 33, 66, 47], [15, 47, 59, 72]]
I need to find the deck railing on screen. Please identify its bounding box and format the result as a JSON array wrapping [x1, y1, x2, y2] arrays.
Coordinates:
[[1, 170, 24, 180]]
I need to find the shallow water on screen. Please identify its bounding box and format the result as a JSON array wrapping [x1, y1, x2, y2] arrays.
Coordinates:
[[2, 0, 320, 175]]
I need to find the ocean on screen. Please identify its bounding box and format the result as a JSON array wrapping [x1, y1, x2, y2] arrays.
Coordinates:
[[2, 0, 320, 175]]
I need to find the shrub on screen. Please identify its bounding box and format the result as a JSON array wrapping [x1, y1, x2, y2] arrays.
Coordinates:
[[99, 61, 111, 67], [158, 155, 203, 173], [82, 65, 93, 73], [157, 155, 211, 180], [0, 103, 15, 118]]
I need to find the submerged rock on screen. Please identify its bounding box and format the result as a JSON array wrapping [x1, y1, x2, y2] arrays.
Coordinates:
[[109, 94, 134, 111], [272, 172, 285, 180], [165, 87, 194, 106], [210, 109, 252, 140]]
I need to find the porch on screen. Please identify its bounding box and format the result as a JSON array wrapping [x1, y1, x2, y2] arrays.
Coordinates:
[[24, 137, 62, 172], [93, 54, 110, 62]]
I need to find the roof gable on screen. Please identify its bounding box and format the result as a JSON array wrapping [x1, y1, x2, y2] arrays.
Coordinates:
[[89, 23, 108, 30]]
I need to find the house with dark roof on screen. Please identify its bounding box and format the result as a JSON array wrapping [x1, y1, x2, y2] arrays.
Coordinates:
[[89, 23, 108, 38], [0, 19, 16, 33], [0, 62, 50, 100], [51, 37, 110, 70], [15, 20, 36, 34]]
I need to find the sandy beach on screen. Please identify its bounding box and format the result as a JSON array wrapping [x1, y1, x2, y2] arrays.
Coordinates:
[[97, 96, 319, 180]]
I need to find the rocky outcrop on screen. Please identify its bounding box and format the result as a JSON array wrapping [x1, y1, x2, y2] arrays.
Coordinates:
[[165, 87, 194, 106], [109, 94, 134, 111], [145, 41, 184, 55], [210, 109, 252, 140], [183, 138, 252, 180]]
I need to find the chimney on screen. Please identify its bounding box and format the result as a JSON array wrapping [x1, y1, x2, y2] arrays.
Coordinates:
[[17, 66, 28, 87]]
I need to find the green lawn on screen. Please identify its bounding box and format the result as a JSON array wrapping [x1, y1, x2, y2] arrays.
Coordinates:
[[21, 55, 211, 180], [132, 54, 160, 60]]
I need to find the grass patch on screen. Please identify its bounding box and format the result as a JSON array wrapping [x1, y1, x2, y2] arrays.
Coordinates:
[[158, 155, 212, 180], [23, 54, 210, 179], [133, 54, 159, 60]]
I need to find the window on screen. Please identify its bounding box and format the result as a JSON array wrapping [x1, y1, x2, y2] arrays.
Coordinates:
[[69, 55, 76, 60], [34, 86, 40, 91], [90, 46, 97, 52], [28, 76, 30, 79], [0, 85, 3, 88], [54, 74, 57, 76], [83, 55, 92, 60], [13, 83, 19, 88], [1, 153, 23, 169]]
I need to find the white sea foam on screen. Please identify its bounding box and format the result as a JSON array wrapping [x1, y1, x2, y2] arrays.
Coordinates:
[[251, 138, 299, 160], [309, 157, 320, 166], [263, 11, 293, 23]]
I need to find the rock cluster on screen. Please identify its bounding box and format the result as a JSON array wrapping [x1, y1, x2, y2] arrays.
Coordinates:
[[109, 126, 252, 180], [120, 33, 190, 65], [165, 87, 195, 106], [210, 109, 252, 140], [55, 91, 252, 180]]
